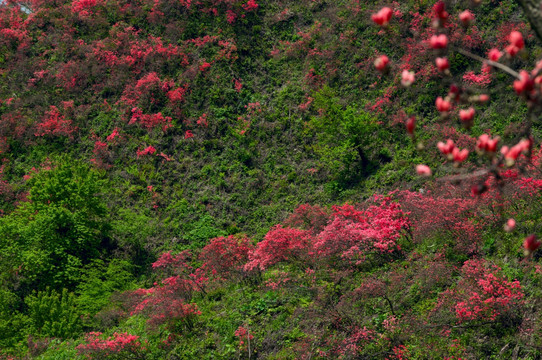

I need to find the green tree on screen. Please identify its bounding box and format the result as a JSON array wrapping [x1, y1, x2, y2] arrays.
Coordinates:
[[0, 288, 29, 352], [76, 259, 135, 318], [25, 287, 82, 339], [0, 159, 111, 294], [309, 86, 389, 188]]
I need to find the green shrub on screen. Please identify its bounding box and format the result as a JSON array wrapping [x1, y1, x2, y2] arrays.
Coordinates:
[[25, 287, 82, 339], [76, 259, 135, 317], [0, 159, 111, 292]]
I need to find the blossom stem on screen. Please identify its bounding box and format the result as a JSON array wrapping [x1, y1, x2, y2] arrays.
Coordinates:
[[455, 48, 520, 79]]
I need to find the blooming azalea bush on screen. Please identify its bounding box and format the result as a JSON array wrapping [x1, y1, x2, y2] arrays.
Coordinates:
[[244, 197, 409, 271], [312, 197, 410, 262], [234, 326, 254, 353], [76, 332, 148, 359], [433, 259, 524, 325], [34, 106, 77, 139], [244, 225, 312, 271], [129, 251, 204, 329], [198, 235, 253, 279]]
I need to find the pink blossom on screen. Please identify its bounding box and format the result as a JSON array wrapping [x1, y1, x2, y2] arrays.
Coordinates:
[[435, 97, 451, 112], [416, 164, 432, 177], [401, 70, 415, 87], [459, 107, 475, 124], [458, 10, 474, 26], [452, 147, 469, 163], [504, 218, 516, 232], [374, 55, 389, 72], [488, 48, 502, 62], [476, 134, 499, 154], [435, 57, 449, 72], [371, 7, 393, 26], [524, 234, 541, 255], [437, 139, 455, 156], [430, 34, 448, 49]]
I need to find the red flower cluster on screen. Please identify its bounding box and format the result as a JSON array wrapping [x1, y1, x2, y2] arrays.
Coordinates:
[[475, 134, 499, 154], [453, 260, 524, 322], [34, 106, 76, 139], [437, 139, 469, 163], [244, 226, 311, 271], [502, 138, 532, 166], [234, 326, 254, 349], [199, 235, 253, 277], [77, 332, 145, 359], [131, 250, 204, 328], [136, 145, 156, 158], [371, 7, 393, 27], [506, 31, 524, 57]]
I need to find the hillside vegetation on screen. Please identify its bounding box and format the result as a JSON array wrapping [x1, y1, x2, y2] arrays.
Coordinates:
[[1, 0, 542, 358]]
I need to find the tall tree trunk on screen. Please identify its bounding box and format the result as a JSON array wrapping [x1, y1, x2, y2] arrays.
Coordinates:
[[517, 0, 542, 42], [357, 147, 369, 171]]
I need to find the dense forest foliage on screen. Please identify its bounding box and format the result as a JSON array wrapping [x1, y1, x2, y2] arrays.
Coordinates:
[[1, 0, 542, 358]]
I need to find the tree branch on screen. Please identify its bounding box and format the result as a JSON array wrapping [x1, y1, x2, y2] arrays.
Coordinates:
[[516, 0, 542, 43], [455, 48, 520, 78]]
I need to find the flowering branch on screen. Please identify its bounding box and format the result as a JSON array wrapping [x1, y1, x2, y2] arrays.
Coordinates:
[[455, 48, 520, 79]]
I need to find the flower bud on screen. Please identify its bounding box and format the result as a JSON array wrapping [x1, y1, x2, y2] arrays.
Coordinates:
[[478, 94, 490, 103], [436, 96, 451, 112], [505, 31, 524, 57], [524, 234, 541, 255], [452, 147, 469, 163], [437, 139, 455, 156], [459, 10, 474, 27], [372, 7, 393, 26], [401, 70, 415, 87], [374, 55, 390, 72], [435, 57, 450, 72], [406, 116, 416, 135], [488, 48, 502, 62], [513, 70, 534, 95], [504, 218, 516, 232], [430, 34, 448, 49], [416, 164, 432, 177], [459, 107, 475, 123], [509, 31, 524, 50]]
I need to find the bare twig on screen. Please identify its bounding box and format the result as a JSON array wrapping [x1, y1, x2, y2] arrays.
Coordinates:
[[436, 169, 489, 182], [247, 323, 252, 360], [455, 48, 521, 79]]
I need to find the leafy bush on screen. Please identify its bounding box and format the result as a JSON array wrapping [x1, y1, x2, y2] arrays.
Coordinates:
[[25, 287, 82, 340], [0, 159, 110, 292], [76, 259, 135, 317]]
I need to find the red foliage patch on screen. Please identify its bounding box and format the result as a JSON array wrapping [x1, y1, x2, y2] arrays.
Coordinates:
[[77, 332, 145, 359], [199, 235, 253, 278], [244, 226, 312, 271], [34, 106, 76, 139]]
